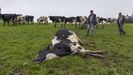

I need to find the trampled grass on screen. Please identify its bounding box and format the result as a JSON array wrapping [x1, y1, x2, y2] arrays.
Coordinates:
[[0, 23, 133, 75]]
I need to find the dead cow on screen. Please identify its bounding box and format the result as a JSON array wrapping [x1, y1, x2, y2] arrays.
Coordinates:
[[33, 29, 104, 63]]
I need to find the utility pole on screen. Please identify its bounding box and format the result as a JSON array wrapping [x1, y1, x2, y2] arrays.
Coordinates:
[[0, 8, 1, 14], [0, 8, 1, 22]]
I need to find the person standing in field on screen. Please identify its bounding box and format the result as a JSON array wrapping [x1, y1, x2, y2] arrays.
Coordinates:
[[117, 12, 126, 35], [86, 10, 97, 36]]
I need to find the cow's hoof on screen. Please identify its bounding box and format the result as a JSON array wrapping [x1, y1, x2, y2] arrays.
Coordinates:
[[32, 58, 44, 64]]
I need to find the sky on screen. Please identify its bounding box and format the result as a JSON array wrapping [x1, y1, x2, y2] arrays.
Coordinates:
[[0, 0, 133, 21]]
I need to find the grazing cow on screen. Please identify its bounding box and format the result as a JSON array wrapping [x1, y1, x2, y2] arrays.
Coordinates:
[[96, 17, 116, 29], [107, 18, 116, 24], [97, 17, 107, 24], [0, 14, 19, 26], [96, 17, 107, 29], [33, 29, 104, 63], [80, 16, 87, 28], [64, 17, 76, 25], [75, 16, 87, 28], [15, 15, 26, 25], [37, 16, 48, 24], [49, 16, 65, 27], [25, 15, 34, 24], [75, 16, 81, 28], [97, 17, 116, 24]]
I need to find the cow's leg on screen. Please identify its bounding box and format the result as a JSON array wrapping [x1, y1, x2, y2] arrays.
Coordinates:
[[79, 23, 81, 28], [28, 21, 29, 24], [95, 25, 98, 29], [89, 51, 104, 54], [45, 53, 59, 61], [3, 21, 6, 26], [32, 49, 58, 63], [23, 21, 25, 25], [75, 22, 77, 28], [12, 20, 16, 26], [64, 23, 66, 28], [69, 43, 104, 58], [61, 22, 63, 28], [54, 22, 56, 27], [63, 22, 65, 28], [46, 21, 48, 24], [62, 22, 65, 28], [69, 42, 89, 55], [102, 24, 104, 29], [79, 49, 104, 59], [7, 21, 10, 26], [32, 21, 34, 25]]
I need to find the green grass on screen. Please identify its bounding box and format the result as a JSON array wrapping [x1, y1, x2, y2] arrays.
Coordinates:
[[0, 23, 133, 75]]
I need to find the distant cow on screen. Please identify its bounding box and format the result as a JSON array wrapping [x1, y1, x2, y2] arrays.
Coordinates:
[[0, 14, 19, 26], [75, 16, 87, 28], [49, 16, 65, 27], [96, 17, 115, 29], [79, 16, 87, 28], [98, 17, 108, 24], [25, 15, 34, 24], [107, 18, 116, 24], [37, 16, 48, 24], [96, 17, 107, 29], [64, 17, 76, 25], [33, 29, 104, 63], [15, 15, 26, 25]]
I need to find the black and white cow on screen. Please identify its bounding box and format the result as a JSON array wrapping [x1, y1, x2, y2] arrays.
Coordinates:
[[15, 15, 26, 25], [37, 16, 48, 24], [25, 15, 34, 24], [75, 16, 87, 28], [0, 14, 19, 26], [96, 17, 108, 29], [49, 16, 65, 28], [33, 29, 104, 63], [64, 17, 76, 25]]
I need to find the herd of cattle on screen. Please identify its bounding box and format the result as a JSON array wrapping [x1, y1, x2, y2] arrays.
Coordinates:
[[0, 13, 116, 28], [0, 14, 34, 26]]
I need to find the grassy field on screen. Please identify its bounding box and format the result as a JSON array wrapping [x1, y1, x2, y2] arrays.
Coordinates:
[[0, 23, 133, 75]]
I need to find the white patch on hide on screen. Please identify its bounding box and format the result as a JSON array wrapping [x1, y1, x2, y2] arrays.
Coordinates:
[[45, 53, 59, 60], [67, 31, 79, 43], [52, 37, 60, 46], [69, 43, 83, 54], [69, 42, 90, 55]]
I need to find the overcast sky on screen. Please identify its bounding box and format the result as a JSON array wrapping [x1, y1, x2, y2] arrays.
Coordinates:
[[0, 0, 133, 21]]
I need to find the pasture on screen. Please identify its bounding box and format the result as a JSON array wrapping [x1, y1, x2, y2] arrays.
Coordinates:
[[0, 23, 133, 75]]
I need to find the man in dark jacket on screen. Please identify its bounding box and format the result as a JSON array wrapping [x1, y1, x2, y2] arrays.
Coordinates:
[[117, 12, 126, 35], [87, 10, 97, 35]]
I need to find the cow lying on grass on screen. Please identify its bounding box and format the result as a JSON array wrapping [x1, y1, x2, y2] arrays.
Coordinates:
[[33, 29, 104, 63]]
